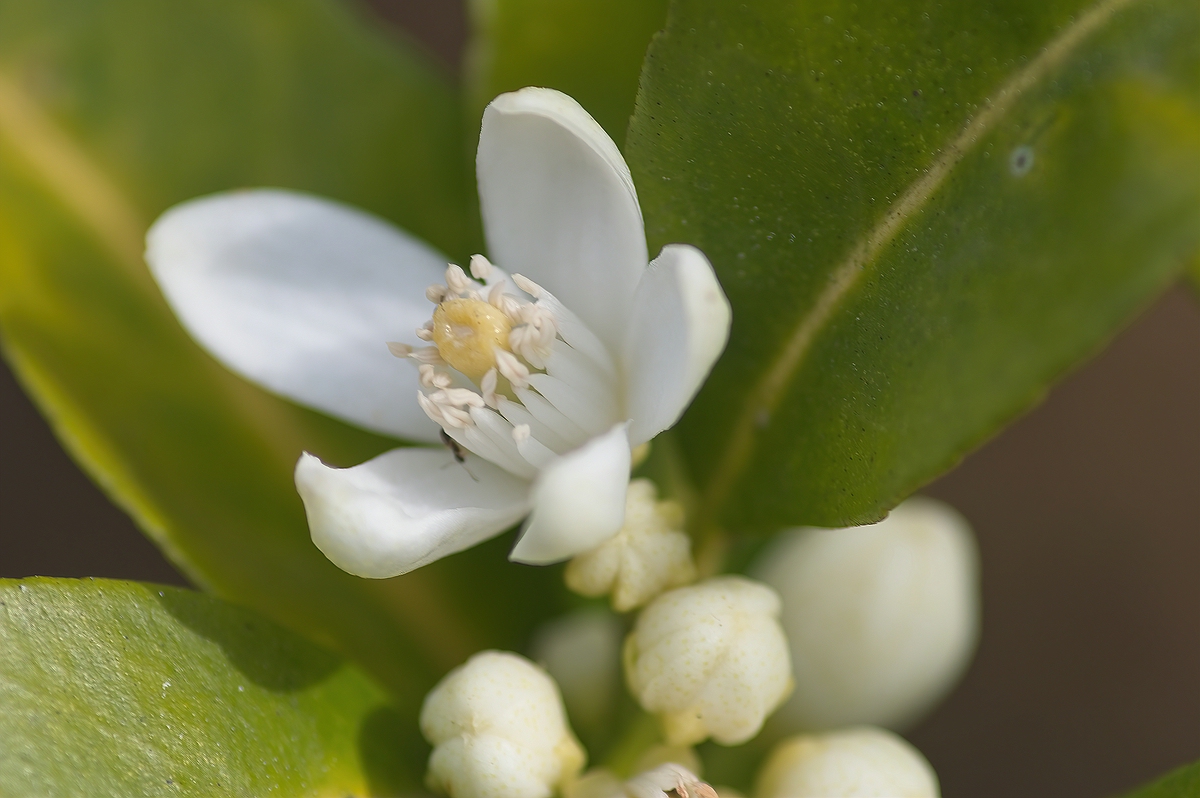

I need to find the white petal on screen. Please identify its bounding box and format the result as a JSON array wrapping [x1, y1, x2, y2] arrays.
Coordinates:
[[146, 189, 445, 443], [478, 88, 648, 353], [509, 424, 631, 565], [623, 245, 731, 445], [528, 373, 619, 438], [296, 447, 532, 578], [496, 397, 574, 454], [514, 387, 591, 448]]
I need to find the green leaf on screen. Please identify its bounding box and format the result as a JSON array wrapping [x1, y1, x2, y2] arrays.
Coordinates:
[[0, 0, 565, 700], [626, 0, 1200, 531], [466, 0, 669, 144], [1119, 760, 1200, 798], [1187, 252, 1200, 295], [0, 578, 417, 797]]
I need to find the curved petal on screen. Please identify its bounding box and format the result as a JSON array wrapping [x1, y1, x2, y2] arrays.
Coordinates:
[[477, 88, 648, 353], [509, 423, 631, 566], [146, 188, 445, 443], [623, 245, 732, 445], [296, 447, 532, 578]]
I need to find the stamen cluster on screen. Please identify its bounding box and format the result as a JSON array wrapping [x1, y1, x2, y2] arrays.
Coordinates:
[[389, 255, 621, 483]]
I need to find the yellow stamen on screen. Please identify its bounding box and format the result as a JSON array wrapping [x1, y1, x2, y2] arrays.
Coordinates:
[[431, 298, 512, 382]]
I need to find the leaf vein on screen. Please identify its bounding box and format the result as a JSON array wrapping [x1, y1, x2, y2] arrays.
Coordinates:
[[702, 0, 1142, 521]]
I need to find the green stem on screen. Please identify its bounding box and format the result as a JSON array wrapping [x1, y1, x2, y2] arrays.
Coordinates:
[[601, 710, 662, 777]]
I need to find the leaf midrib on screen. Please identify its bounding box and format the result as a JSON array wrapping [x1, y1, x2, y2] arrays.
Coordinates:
[[700, 0, 1144, 522]]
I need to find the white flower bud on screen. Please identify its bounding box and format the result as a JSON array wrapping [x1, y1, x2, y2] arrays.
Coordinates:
[[567, 764, 716, 798], [565, 479, 697, 611], [531, 609, 624, 736], [624, 576, 793, 746], [753, 496, 980, 732], [757, 727, 939, 798], [420, 650, 586, 798], [627, 764, 718, 798]]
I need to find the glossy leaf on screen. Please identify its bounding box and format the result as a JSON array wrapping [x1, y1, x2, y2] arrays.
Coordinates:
[[0, 578, 417, 797], [0, 0, 565, 701], [1120, 760, 1200, 798], [626, 0, 1200, 531], [466, 0, 669, 144]]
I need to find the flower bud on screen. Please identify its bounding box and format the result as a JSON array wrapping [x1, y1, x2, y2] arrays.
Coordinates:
[[757, 727, 939, 798], [753, 496, 979, 732], [567, 764, 716, 798], [624, 576, 792, 746], [627, 764, 718, 798], [420, 650, 586, 798], [566, 479, 697, 611]]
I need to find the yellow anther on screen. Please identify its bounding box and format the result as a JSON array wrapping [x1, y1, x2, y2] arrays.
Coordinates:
[[431, 298, 513, 382]]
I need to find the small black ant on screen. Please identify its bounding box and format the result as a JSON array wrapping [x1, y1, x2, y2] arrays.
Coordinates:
[[440, 429, 478, 481]]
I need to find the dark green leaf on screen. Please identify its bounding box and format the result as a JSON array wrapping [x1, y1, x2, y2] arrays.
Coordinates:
[[627, 0, 1200, 530], [466, 0, 669, 144], [0, 578, 417, 797], [1119, 760, 1200, 798], [0, 0, 564, 700]]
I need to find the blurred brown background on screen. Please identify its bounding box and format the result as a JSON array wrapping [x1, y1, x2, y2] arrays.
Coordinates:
[[1, 3, 1197, 797]]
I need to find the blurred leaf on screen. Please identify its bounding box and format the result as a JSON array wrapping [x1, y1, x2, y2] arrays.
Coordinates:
[[466, 0, 669, 143], [627, 0, 1200, 531], [0, 0, 566, 703], [1187, 252, 1200, 294], [1119, 760, 1200, 798], [0, 578, 417, 797]]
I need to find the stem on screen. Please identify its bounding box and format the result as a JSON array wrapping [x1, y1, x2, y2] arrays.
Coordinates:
[[602, 710, 663, 778]]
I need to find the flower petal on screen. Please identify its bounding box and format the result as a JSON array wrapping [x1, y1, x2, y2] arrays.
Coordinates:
[[623, 245, 732, 445], [146, 188, 445, 443], [509, 424, 631, 565], [296, 447, 532, 578], [477, 88, 648, 353]]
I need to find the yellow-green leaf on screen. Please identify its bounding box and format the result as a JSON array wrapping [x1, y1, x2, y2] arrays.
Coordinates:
[[0, 0, 563, 703], [0, 578, 417, 797]]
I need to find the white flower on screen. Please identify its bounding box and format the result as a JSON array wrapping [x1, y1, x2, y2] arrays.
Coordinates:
[[752, 497, 980, 732], [145, 88, 730, 577], [420, 650, 585, 798], [756, 727, 940, 798], [565, 478, 697, 611], [623, 576, 793, 746]]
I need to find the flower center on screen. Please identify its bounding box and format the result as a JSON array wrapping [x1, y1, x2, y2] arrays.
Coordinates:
[[390, 256, 620, 479], [431, 298, 512, 382]]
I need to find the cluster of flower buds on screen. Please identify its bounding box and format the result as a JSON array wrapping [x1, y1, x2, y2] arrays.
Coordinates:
[[419, 495, 973, 798]]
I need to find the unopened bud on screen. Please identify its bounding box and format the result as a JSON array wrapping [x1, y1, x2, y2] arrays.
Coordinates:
[[567, 764, 716, 798], [627, 764, 718, 798], [566, 479, 697, 611], [624, 576, 792, 746], [753, 496, 979, 732], [757, 727, 939, 798], [420, 650, 585, 798]]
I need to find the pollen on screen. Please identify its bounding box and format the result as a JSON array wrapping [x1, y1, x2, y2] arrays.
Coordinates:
[[431, 298, 512, 382]]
